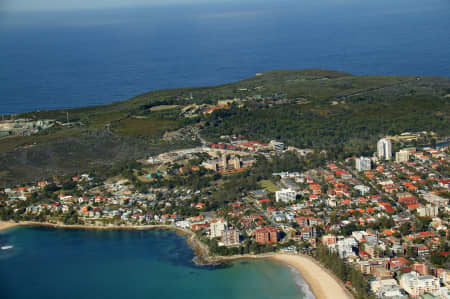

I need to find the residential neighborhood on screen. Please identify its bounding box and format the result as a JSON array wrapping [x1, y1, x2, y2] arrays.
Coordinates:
[[1, 136, 449, 298]]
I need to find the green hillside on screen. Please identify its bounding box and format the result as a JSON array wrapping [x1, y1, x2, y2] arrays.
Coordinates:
[[1, 69, 449, 186]]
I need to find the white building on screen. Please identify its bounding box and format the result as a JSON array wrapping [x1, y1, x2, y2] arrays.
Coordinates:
[[275, 188, 297, 203], [423, 192, 448, 207], [270, 140, 285, 151], [439, 287, 450, 299], [210, 218, 227, 238], [377, 138, 392, 160], [370, 279, 399, 293], [399, 271, 440, 297], [418, 205, 439, 217], [355, 156, 371, 171], [376, 285, 408, 299], [335, 237, 358, 258], [395, 150, 410, 163], [175, 220, 191, 229], [221, 229, 240, 246], [354, 185, 370, 196]]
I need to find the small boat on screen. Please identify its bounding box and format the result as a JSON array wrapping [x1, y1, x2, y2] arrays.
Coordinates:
[[1, 245, 13, 250]]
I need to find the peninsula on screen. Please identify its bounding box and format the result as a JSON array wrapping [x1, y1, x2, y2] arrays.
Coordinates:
[[1, 69, 449, 299]]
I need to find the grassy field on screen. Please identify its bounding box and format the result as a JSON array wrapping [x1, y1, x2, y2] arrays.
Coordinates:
[[259, 180, 280, 192], [149, 105, 179, 111], [2, 69, 449, 187], [14, 69, 449, 127], [90, 112, 128, 128], [113, 118, 179, 137], [0, 128, 83, 153]]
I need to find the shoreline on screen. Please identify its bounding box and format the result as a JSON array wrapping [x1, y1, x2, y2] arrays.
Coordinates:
[[199, 253, 353, 299], [0, 221, 19, 232], [0, 221, 353, 299], [0, 221, 188, 232], [271, 254, 354, 299]]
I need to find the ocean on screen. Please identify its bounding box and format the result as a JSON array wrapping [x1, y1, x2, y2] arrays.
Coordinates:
[[1, 0, 450, 114], [0, 227, 313, 299]]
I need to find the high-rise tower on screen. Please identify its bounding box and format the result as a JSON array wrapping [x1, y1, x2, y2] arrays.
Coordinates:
[[377, 138, 392, 160]]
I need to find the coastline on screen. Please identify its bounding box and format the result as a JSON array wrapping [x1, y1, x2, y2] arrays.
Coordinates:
[[199, 253, 353, 299], [271, 254, 354, 299], [0, 221, 18, 232], [0, 221, 353, 299], [0, 221, 196, 234]]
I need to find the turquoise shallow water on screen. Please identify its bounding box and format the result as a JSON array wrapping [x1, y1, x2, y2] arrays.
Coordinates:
[[0, 227, 312, 299]]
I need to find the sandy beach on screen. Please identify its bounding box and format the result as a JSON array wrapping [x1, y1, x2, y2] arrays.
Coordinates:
[[206, 253, 354, 299], [0, 221, 18, 232], [272, 254, 353, 299], [0, 221, 187, 232]]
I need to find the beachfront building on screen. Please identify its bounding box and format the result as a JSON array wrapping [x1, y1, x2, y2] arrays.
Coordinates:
[[336, 237, 358, 259], [371, 279, 399, 293], [395, 150, 410, 163], [322, 234, 337, 246], [371, 279, 409, 298], [375, 285, 408, 299], [378, 138, 392, 160], [437, 287, 450, 299], [221, 229, 240, 246], [355, 156, 371, 171], [255, 226, 279, 244], [275, 188, 297, 203], [210, 218, 227, 238], [433, 268, 447, 284], [399, 271, 440, 297]]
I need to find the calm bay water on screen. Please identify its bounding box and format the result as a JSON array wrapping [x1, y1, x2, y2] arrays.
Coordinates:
[[1, 0, 450, 114], [0, 227, 312, 299]]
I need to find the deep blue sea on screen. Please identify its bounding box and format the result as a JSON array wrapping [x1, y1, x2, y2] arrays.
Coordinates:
[[0, 227, 312, 299], [1, 0, 450, 114]]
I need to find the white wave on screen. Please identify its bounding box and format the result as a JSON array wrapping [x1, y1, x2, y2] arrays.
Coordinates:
[[287, 264, 316, 299]]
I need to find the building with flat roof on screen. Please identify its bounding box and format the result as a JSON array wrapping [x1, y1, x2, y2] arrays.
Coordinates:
[[255, 226, 279, 244], [375, 284, 408, 299], [378, 138, 392, 160], [371, 279, 400, 293], [210, 218, 227, 239], [335, 237, 358, 258], [275, 188, 297, 203], [280, 178, 299, 190], [418, 205, 439, 217], [423, 192, 448, 207], [395, 150, 410, 163], [270, 140, 285, 151], [221, 229, 240, 246], [356, 156, 371, 171], [355, 185, 370, 195], [399, 271, 440, 297], [201, 153, 252, 172]]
